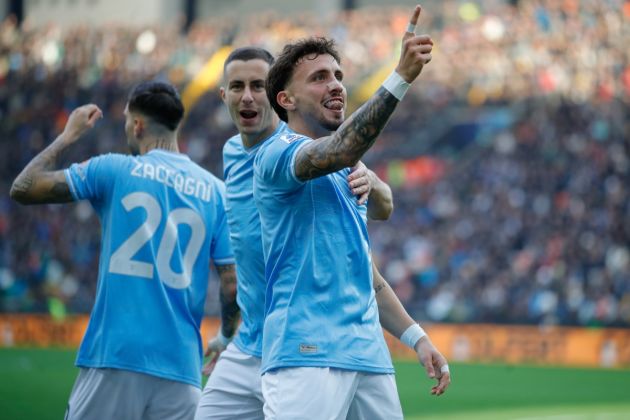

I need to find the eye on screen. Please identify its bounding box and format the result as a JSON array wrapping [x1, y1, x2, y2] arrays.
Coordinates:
[[313, 73, 326, 82]]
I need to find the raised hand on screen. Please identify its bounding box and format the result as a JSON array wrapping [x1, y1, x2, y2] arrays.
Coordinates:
[[63, 104, 103, 142], [396, 5, 434, 83]]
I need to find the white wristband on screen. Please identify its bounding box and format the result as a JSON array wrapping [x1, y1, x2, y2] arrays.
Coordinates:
[[400, 323, 427, 350], [382, 71, 410, 101], [213, 330, 232, 347]]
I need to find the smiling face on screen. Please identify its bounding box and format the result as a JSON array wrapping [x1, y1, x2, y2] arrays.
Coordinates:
[[221, 58, 276, 145], [283, 53, 346, 133]]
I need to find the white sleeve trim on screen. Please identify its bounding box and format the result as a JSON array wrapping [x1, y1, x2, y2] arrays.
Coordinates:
[[214, 257, 236, 265], [63, 169, 80, 201], [289, 140, 310, 185]]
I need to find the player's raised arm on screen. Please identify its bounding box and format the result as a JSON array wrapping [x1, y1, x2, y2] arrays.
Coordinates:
[[10, 104, 103, 205], [293, 5, 433, 181], [372, 261, 451, 396]]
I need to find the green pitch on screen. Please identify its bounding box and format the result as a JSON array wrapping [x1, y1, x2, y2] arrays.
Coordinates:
[[1, 348, 629, 420]]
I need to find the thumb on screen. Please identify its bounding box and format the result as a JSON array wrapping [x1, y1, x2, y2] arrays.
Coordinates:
[[424, 358, 436, 378]]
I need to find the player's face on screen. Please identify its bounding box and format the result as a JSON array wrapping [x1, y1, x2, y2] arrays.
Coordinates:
[[287, 53, 346, 131], [123, 104, 140, 155], [221, 59, 275, 139]]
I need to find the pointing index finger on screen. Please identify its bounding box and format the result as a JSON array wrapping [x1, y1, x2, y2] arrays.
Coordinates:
[[405, 5, 422, 35]]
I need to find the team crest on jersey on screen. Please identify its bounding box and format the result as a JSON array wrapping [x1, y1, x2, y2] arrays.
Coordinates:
[[279, 133, 302, 144]]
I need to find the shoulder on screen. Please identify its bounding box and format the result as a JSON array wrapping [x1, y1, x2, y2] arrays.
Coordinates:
[[257, 131, 311, 162], [223, 134, 243, 155]]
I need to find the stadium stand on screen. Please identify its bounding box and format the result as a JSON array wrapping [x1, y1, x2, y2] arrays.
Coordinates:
[[1, 0, 628, 326]]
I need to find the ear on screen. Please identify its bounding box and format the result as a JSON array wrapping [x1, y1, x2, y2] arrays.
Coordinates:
[[277, 90, 296, 113], [219, 86, 226, 102], [133, 116, 145, 139]]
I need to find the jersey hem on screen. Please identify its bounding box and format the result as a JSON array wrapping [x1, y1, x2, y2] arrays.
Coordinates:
[[261, 359, 395, 375], [75, 359, 201, 388], [233, 338, 262, 358]]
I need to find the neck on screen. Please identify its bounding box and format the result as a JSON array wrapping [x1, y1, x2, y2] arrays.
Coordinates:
[[139, 137, 179, 155], [241, 116, 281, 149], [287, 112, 332, 139]]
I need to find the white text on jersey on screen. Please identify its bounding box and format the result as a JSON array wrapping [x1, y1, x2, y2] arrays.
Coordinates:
[[131, 162, 212, 202]]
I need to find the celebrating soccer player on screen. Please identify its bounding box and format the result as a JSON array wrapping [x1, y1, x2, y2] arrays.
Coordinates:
[[10, 81, 238, 420], [253, 5, 450, 419], [195, 46, 394, 420]]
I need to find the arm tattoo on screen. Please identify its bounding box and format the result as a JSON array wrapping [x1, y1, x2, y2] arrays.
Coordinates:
[[11, 134, 74, 204], [374, 280, 387, 295], [295, 87, 399, 181], [217, 264, 240, 338]]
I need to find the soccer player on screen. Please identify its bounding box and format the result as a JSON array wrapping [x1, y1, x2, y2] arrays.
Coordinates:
[[195, 47, 401, 420], [10, 81, 239, 420], [253, 6, 450, 419]]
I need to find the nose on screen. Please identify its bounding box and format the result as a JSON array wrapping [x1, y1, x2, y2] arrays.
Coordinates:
[[328, 78, 344, 96], [241, 86, 254, 104]]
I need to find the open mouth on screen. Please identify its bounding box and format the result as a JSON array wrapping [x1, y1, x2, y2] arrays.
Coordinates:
[[240, 110, 258, 120], [323, 98, 344, 111]]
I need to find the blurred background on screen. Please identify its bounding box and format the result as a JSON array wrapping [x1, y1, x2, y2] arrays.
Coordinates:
[[1, 0, 628, 327], [0, 1, 629, 417]]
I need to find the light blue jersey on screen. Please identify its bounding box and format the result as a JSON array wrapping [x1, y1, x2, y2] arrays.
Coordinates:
[[223, 122, 286, 358], [65, 149, 234, 388], [253, 129, 394, 374]]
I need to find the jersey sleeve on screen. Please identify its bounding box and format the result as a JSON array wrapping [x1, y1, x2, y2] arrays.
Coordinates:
[[210, 181, 235, 266], [254, 134, 311, 194], [64, 154, 121, 202]]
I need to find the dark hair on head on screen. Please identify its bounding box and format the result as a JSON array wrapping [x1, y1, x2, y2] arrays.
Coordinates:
[[223, 46, 275, 73], [266, 37, 341, 122], [127, 81, 184, 131]]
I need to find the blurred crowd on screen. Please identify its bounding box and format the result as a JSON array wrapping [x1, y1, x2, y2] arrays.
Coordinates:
[[0, 0, 628, 326]]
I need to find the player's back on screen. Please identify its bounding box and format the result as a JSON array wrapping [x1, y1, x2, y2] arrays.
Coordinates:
[[65, 149, 233, 388]]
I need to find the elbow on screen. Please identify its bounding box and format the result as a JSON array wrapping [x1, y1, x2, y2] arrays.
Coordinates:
[[9, 183, 30, 205], [371, 200, 394, 221]]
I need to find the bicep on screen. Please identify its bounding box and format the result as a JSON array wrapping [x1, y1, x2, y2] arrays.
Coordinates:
[[11, 169, 73, 205], [294, 135, 350, 181]]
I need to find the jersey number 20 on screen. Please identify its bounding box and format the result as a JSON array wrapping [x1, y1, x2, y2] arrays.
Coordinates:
[[109, 192, 206, 289]]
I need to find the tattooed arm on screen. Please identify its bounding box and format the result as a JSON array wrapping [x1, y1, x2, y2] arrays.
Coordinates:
[[10, 104, 103, 205], [294, 87, 400, 181], [294, 7, 433, 181], [202, 262, 240, 376], [216, 263, 240, 339]]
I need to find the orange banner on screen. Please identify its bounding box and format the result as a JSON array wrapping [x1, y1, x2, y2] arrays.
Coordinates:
[[1, 315, 628, 368], [384, 324, 630, 368]]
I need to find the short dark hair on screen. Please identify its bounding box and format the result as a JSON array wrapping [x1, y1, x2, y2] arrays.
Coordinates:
[[266, 37, 341, 122], [127, 81, 184, 131], [223, 46, 275, 73]]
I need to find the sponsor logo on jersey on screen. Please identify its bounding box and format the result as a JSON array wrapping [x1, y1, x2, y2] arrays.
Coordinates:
[[299, 343, 318, 354]]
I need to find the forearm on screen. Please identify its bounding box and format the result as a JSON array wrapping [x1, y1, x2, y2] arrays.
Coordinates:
[[10, 132, 75, 204], [374, 275, 415, 339], [367, 170, 393, 220], [295, 87, 399, 180], [217, 264, 240, 338]]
